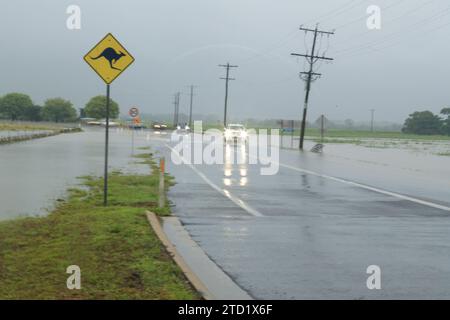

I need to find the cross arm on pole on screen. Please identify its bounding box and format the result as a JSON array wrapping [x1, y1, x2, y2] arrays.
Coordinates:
[[291, 53, 334, 61], [300, 71, 322, 77], [299, 27, 335, 35]]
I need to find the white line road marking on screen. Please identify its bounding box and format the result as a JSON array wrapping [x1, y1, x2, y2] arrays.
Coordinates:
[[271, 156, 450, 213], [168, 139, 450, 214], [167, 144, 263, 217]]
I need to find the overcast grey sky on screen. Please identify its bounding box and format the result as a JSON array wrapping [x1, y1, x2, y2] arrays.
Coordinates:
[[1, 0, 450, 122]]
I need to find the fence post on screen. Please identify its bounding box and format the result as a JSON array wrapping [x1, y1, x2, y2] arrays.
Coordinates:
[[158, 157, 165, 208]]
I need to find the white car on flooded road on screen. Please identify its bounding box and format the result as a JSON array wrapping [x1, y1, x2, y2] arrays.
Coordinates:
[[224, 124, 248, 143]]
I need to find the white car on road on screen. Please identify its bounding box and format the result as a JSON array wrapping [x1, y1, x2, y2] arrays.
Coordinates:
[[224, 124, 248, 143]]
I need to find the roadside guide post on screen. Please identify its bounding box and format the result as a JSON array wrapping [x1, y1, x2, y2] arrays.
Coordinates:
[[158, 157, 165, 209], [129, 107, 140, 156], [83, 33, 135, 206]]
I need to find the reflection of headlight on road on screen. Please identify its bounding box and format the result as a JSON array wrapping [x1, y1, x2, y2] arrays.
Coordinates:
[[223, 178, 232, 186], [224, 168, 232, 177]]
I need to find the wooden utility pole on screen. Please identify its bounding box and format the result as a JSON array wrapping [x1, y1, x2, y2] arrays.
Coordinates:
[[219, 63, 238, 127], [291, 24, 334, 150], [173, 92, 180, 128], [188, 85, 196, 128]]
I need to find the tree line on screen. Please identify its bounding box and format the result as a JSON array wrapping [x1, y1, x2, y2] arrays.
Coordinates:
[[402, 108, 450, 136], [0, 93, 120, 123]]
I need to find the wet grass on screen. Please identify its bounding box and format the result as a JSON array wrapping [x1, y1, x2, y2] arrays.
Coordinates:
[[0, 128, 82, 145], [200, 124, 450, 141], [0, 153, 198, 299], [0, 122, 64, 131], [437, 152, 450, 157], [303, 129, 450, 140]]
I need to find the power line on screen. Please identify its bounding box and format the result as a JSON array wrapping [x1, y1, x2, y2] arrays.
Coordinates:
[[333, 0, 406, 30], [238, 29, 298, 64], [291, 24, 334, 150], [303, 0, 360, 25], [219, 63, 238, 127], [334, 1, 449, 57]]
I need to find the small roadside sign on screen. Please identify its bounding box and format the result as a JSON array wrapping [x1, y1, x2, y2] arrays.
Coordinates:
[[129, 107, 139, 118], [83, 33, 135, 206], [83, 33, 135, 84]]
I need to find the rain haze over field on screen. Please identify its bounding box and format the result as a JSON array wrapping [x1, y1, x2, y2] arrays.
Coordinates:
[[2, 1, 450, 301], [1, 0, 450, 123]]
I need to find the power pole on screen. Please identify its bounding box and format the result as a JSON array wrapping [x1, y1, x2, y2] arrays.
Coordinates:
[[219, 63, 238, 127], [370, 109, 375, 132], [188, 85, 197, 128], [173, 92, 180, 128], [291, 24, 334, 150]]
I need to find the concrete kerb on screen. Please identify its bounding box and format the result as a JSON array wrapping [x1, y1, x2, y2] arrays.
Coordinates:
[[146, 211, 253, 300], [146, 211, 213, 300]]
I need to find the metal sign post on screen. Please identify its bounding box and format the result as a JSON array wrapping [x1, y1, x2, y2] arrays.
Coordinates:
[[104, 85, 110, 206], [84, 33, 135, 206]]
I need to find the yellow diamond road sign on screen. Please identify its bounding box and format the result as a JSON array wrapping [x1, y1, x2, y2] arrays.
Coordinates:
[[84, 33, 134, 84]]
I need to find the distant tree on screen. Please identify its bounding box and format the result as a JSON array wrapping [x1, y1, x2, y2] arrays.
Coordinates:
[[0, 93, 33, 120], [41, 98, 77, 123], [84, 95, 119, 119], [441, 107, 450, 135], [21, 105, 43, 121], [402, 111, 442, 135], [0, 96, 4, 119]]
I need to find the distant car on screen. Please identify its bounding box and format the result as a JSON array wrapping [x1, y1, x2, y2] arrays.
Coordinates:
[[176, 123, 190, 134], [152, 122, 168, 130], [224, 124, 248, 143], [99, 120, 120, 127], [86, 120, 101, 126]]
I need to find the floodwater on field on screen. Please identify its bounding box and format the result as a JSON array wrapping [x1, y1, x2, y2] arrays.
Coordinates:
[[0, 127, 152, 220]]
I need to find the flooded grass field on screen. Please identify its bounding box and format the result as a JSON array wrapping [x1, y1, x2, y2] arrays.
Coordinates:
[[0, 128, 150, 220]]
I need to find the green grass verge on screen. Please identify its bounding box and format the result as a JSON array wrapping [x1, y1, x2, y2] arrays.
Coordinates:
[[0, 122, 66, 131], [303, 128, 450, 141], [198, 123, 450, 141], [0, 153, 199, 299]]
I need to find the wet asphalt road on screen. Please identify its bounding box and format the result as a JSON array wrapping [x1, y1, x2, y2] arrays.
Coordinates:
[[1, 129, 449, 299], [149, 132, 450, 300]]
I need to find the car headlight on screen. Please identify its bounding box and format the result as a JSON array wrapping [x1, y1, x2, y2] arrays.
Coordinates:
[[185, 126, 190, 130], [240, 131, 248, 138], [177, 126, 181, 130], [224, 129, 232, 138]]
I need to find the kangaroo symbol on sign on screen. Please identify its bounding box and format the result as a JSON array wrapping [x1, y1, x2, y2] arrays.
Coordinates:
[[90, 47, 126, 71]]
